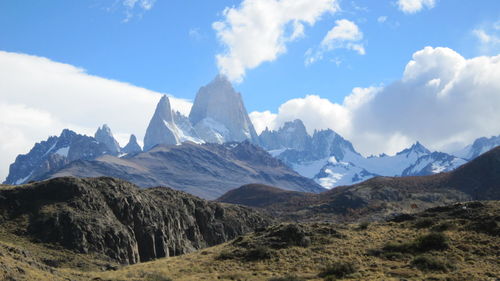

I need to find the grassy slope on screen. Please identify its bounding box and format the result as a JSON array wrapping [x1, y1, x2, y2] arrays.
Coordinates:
[[2, 202, 498, 281]]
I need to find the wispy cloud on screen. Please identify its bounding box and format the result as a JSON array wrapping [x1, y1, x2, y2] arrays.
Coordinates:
[[122, 0, 156, 22], [473, 21, 500, 55]]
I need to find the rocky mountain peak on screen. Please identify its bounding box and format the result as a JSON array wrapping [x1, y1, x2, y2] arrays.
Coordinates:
[[122, 134, 142, 154], [189, 75, 258, 144], [259, 119, 310, 151], [94, 124, 121, 155], [143, 95, 181, 151], [454, 135, 500, 160], [397, 141, 431, 156]]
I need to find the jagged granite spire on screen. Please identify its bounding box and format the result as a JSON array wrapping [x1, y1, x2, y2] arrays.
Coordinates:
[[122, 134, 142, 154], [94, 124, 121, 155], [259, 119, 310, 151], [189, 75, 259, 144], [143, 95, 181, 151]]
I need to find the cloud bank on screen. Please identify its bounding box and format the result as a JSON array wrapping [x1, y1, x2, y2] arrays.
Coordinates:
[[397, 0, 435, 14], [213, 0, 339, 82], [0, 51, 192, 182], [250, 47, 500, 156]]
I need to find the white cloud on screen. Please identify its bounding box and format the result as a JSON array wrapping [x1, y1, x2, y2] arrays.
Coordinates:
[[248, 110, 278, 134], [397, 0, 435, 14], [0, 50, 192, 182], [122, 0, 156, 21], [251, 47, 500, 156], [377, 16, 387, 23], [473, 21, 500, 55], [213, 0, 339, 82], [306, 19, 365, 65]]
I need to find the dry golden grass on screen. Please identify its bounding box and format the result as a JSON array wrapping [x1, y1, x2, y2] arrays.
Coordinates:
[[1, 203, 499, 281], [93, 221, 499, 281]]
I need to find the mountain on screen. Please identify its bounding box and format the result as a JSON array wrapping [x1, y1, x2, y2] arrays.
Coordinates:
[[38, 141, 325, 199], [3, 129, 112, 185], [94, 124, 121, 155], [219, 146, 500, 222], [453, 135, 500, 160], [262, 121, 466, 189], [0, 177, 271, 264], [259, 119, 310, 151], [189, 75, 259, 144], [121, 134, 142, 154], [143, 95, 184, 150]]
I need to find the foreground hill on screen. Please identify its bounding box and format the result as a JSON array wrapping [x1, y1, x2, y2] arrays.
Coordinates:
[[1, 201, 498, 280], [37, 141, 324, 199], [219, 146, 500, 221], [0, 177, 271, 266]]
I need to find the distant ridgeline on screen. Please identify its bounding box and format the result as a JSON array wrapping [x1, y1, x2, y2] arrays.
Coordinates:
[[4, 75, 500, 199]]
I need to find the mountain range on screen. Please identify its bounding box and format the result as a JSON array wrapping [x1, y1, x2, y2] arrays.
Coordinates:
[[3, 75, 499, 199], [219, 146, 500, 222]]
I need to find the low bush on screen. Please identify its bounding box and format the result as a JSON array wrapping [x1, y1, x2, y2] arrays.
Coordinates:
[[318, 261, 357, 280], [431, 221, 456, 232], [357, 222, 370, 230], [145, 272, 173, 281], [216, 249, 236, 260], [380, 232, 449, 256], [413, 232, 449, 252], [245, 245, 273, 261], [268, 275, 304, 281], [411, 255, 455, 272], [414, 218, 435, 229]]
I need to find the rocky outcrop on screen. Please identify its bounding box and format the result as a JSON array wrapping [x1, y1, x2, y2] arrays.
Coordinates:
[[94, 124, 121, 155], [189, 75, 259, 144], [0, 177, 271, 264], [122, 134, 142, 154]]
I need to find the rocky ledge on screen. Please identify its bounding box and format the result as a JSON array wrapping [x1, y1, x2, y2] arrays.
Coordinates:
[[0, 177, 271, 264]]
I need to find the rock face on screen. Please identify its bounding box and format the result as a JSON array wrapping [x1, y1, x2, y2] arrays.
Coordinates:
[[189, 75, 259, 144], [41, 141, 325, 199], [143, 95, 182, 150], [0, 177, 271, 264], [122, 134, 142, 154], [94, 124, 121, 155], [259, 119, 310, 151], [3, 129, 111, 185]]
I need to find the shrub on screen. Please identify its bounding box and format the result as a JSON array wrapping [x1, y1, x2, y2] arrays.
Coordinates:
[[318, 261, 357, 279], [431, 221, 456, 232], [381, 232, 449, 255], [245, 245, 273, 261], [216, 249, 237, 260], [268, 275, 304, 281], [413, 232, 449, 252], [145, 272, 173, 281], [357, 222, 370, 230], [411, 255, 455, 272], [382, 242, 412, 253], [414, 218, 435, 229]]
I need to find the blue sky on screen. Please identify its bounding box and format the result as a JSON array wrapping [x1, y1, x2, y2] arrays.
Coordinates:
[[0, 0, 499, 181], [1, 0, 498, 111]]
